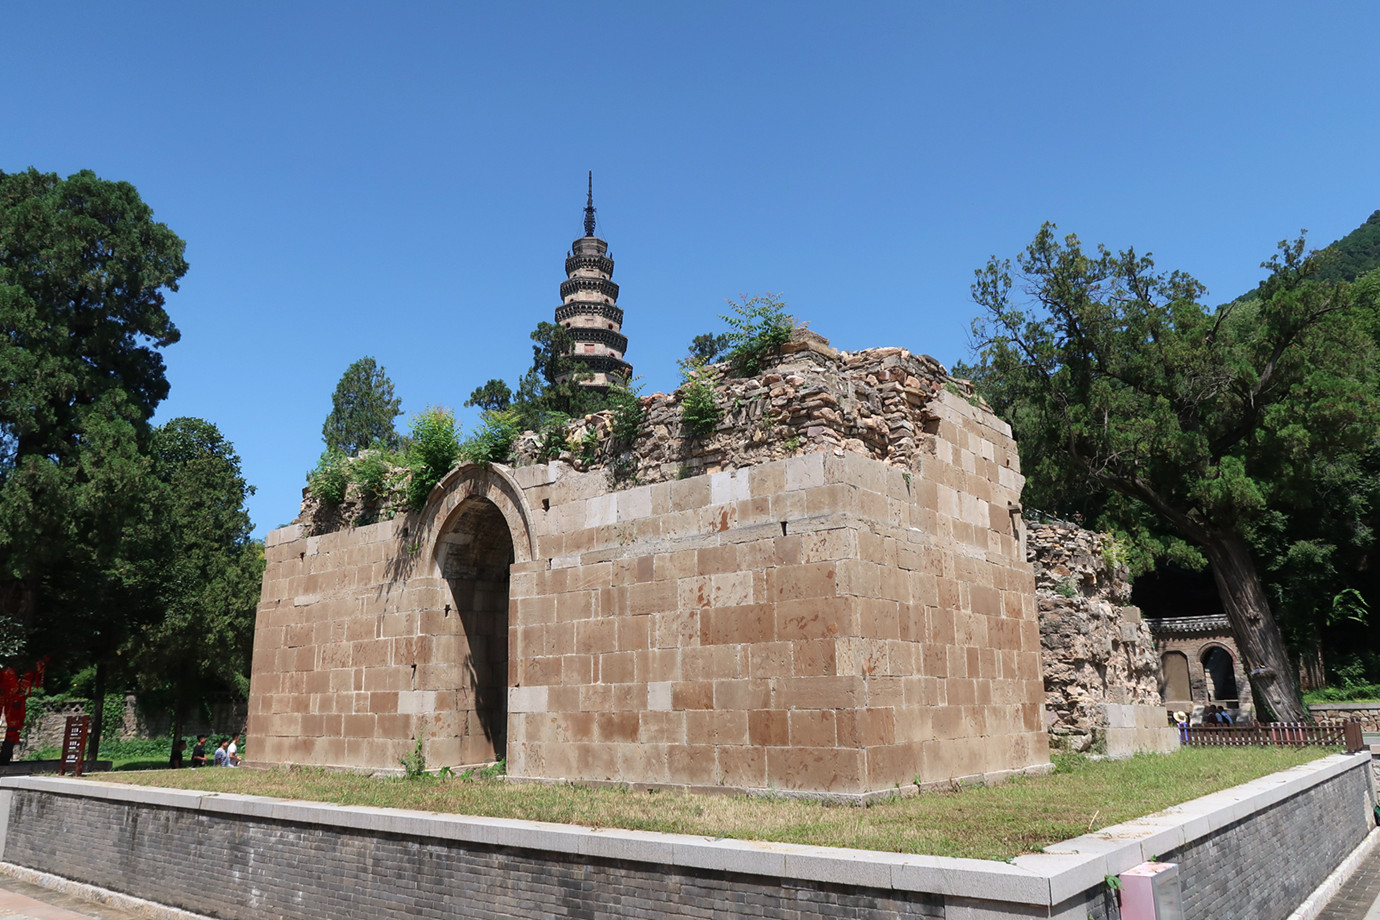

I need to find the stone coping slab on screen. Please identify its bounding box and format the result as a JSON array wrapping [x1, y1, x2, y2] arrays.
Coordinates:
[[0, 752, 1367, 910]]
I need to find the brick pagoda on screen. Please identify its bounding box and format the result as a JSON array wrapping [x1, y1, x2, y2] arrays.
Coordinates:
[[555, 173, 631, 389]]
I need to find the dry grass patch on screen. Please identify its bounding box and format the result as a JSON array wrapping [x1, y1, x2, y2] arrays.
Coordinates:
[[95, 747, 1330, 861]]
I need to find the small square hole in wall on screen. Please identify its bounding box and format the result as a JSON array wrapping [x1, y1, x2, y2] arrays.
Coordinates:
[[542, 498, 550, 512], [780, 521, 788, 536]]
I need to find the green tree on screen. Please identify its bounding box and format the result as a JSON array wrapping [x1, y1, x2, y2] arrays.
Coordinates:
[[480, 322, 610, 433], [968, 224, 1377, 721], [687, 332, 732, 365], [125, 418, 263, 740], [0, 169, 187, 750], [465, 379, 512, 413], [322, 357, 403, 455]]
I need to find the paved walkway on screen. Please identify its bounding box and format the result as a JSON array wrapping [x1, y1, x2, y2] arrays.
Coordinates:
[[0, 875, 147, 920], [1319, 841, 1380, 920]]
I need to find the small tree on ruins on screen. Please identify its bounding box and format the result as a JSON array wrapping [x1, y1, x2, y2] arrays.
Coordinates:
[[322, 356, 403, 456]]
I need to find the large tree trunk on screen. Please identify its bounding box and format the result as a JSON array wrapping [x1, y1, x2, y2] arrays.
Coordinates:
[[1201, 532, 1307, 722]]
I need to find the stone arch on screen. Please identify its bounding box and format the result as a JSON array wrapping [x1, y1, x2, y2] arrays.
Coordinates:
[[416, 464, 538, 765], [417, 463, 537, 564], [1200, 643, 1238, 703], [1161, 650, 1191, 704]]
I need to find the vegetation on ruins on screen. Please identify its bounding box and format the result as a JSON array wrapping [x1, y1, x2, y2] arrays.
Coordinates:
[[321, 356, 403, 455], [962, 223, 1380, 721], [307, 449, 351, 504], [469, 321, 614, 433], [459, 407, 522, 468], [404, 406, 461, 509], [104, 747, 1327, 861], [677, 356, 722, 437], [719, 292, 795, 377], [607, 379, 646, 448], [461, 320, 651, 470], [306, 405, 463, 515]]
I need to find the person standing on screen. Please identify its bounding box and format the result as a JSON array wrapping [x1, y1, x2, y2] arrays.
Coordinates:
[[213, 739, 229, 767], [169, 738, 185, 769], [227, 733, 241, 767], [190, 734, 208, 767]]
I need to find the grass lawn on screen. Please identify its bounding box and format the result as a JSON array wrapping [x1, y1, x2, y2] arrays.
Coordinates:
[[89, 746, 1334, 861]]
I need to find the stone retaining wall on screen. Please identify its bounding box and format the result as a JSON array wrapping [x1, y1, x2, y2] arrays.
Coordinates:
[[1310, 703, 1380, 731], [0, 753, 1371, 920]]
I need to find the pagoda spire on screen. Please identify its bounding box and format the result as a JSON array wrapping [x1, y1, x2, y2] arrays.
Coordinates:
[[583, 170, 597, 237], [555, 174, 631, 390]]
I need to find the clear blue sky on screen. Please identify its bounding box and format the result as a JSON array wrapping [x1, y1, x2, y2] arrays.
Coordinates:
[[6, 3, 1378, 537]]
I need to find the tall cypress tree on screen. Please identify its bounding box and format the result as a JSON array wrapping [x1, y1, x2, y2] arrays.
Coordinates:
[[0, 168, 188, 753]]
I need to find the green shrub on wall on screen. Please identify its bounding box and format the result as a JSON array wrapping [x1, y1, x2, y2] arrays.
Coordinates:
[[608, 380, 646, 448], [721, 293, 794, 377], [536, 411, 571, 461], [460, 408, 521, 467], [678, 357, 720, 438], [406, 406, 461, 509], [307, 449, 350, 504]]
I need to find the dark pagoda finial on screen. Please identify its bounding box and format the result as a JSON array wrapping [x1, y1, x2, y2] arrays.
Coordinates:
[[583, 170, 597, 237]]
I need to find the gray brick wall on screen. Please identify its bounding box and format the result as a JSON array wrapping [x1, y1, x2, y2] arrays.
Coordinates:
[[1162, 766, 1372, 920], [0, 755, 1370, 920], [3, 792, 943, 920]]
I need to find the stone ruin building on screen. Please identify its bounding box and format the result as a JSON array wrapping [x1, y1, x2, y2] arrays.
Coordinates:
[[1027, 520, 1177, 755], [248, 329, 1057, 798], [248, 191, 1184, 795]]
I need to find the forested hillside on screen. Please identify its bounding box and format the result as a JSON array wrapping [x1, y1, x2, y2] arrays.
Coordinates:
[[1235, 209, 1380, 301]]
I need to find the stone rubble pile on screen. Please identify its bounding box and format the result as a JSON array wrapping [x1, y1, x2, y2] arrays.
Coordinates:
[[302, 331, 984, 535], [1028, 520, 1164, 752], [513, 330, 970, 487]]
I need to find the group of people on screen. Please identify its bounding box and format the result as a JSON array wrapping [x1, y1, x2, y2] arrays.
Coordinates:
[[169, 733, 242, 768], [1173, 705, 1237, 739]]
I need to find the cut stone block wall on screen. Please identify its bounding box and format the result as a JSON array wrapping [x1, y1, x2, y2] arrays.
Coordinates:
[[250, 429, 1050, 796], [250, 342, 1053, 796], [0, 752, 1370, 920]]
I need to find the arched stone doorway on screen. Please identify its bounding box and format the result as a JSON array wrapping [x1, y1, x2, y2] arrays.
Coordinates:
[[1202, 645, 1238, 704], [437, 498, 514, 763]]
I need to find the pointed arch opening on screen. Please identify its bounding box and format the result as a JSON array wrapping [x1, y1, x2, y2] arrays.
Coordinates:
[[438, 497, 513, 763]]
